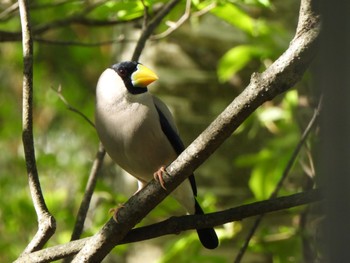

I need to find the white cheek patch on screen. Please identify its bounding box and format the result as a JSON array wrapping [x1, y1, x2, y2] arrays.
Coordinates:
[[96, 68, 128, 102]]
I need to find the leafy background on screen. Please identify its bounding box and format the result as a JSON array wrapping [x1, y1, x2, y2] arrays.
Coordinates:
[[0, 0, 318, 262]]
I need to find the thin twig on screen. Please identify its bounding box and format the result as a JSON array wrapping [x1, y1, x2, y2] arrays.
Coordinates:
[[34, 35, 131, 47], [152, 0, 191, 40], [53, 85, 95, 128], [15, 189, 323, 263], [0, 2, 19, 21], [60, 143, 106, 263], [0, 13, 142, 43], [70, 143, 106, 240], [233, 96, 323, 263], [140, 0, 149, 30], [132, 0, 180, 61], [152, 1, 216, 40], [192, 2, 216, 17], [18, 0, 56, 254]]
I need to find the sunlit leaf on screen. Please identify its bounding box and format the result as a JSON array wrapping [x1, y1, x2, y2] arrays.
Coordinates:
[[217, 45, 269, 82], [88, 1, 145, 20], [242, 0, 271, 7], [210, 2, 270, 36], [258, 107, 285, 123]]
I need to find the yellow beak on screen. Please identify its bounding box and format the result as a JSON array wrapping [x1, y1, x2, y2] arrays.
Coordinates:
[[131, 64, 159, 87]]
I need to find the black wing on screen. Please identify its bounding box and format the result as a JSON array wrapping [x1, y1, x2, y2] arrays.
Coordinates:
[[155, 105, 197, 196]]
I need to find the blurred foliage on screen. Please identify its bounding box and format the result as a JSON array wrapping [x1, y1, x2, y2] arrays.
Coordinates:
[[0, 0, 319, 262]]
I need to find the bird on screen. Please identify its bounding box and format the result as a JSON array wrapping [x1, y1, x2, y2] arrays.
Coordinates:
[[95, 61, 218, 249]]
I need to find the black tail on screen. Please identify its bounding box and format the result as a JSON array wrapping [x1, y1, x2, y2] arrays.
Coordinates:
[[194, 200, 219, 249]]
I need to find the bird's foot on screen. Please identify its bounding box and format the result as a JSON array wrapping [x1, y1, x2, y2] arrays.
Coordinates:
[[154, 166, 167, 190], [109, 204, 125, 223]]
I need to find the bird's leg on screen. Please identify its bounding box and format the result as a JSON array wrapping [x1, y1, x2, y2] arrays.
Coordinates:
[[109, 204, 125, 223], [154, 166, 167, 190]]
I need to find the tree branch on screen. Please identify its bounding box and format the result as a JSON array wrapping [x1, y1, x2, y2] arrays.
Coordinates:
[[151, 0, 191, 40], [18, 0, 56, 254], [34, 35, 131, 47], [69, 143, 106, 241], [53, 85, 95, 128], [132, 0, 180, 61], [60, 143, 106, 263], [14, 189, 322, 263], [0, 2, 142, 43], [69, 0, 320, 261]]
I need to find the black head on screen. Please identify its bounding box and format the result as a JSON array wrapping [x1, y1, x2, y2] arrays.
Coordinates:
[[111, 61, 144, 94]]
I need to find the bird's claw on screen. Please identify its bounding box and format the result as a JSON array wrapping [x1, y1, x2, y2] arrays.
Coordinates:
[[109, 204, 125, 223], [154, 166, 167, 190]]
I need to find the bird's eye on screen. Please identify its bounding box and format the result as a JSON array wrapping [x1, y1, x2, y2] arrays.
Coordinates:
[[118, 68, 127, 77]]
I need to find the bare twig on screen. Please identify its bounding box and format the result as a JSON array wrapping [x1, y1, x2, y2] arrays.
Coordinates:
[[152, 0, 191, 40], [234, 96, 323, 263], [140, 0, 150, 30], [0, 2, 19, 21], [0, 8, 141, 43], [33, 17, 137, 35], [15, 189, 322, 263], [69, 143, 106, 241], [192, 2, 216, 17], [53, 85, 95, 128], [152, 0, 216, 40], [18, 0, 56, 254], [34, 35, 131, 47], [132, 0, 180, 61]]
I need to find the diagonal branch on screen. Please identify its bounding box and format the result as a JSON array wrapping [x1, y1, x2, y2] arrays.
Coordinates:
[[18, 0, 56, 254], [71, 0, 320, 261], [152, 0, 192, 40], [14, 189, 322, 263], [69, 142, 106, 242], [53, 85, 95, 128]]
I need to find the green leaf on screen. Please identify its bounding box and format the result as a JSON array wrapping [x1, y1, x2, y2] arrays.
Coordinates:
[[88, 1, 145, 21], [248, 148, 289, 200], [243, 0, 271, 7], [211, 3, 255, 34], [258, 106, 285, 123], [217, 45, 268, 82]]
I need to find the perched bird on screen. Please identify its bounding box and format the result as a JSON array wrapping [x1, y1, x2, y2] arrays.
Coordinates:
[[95, 61, 218, 249]]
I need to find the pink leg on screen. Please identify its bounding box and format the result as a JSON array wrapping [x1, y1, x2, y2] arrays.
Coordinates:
[[153, 166, 167, 190]]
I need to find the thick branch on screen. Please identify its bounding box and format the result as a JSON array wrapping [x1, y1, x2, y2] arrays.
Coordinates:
[[18, 0, 56, 254], [15, 189, 322, 263], [71, 0, 320, 261]]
